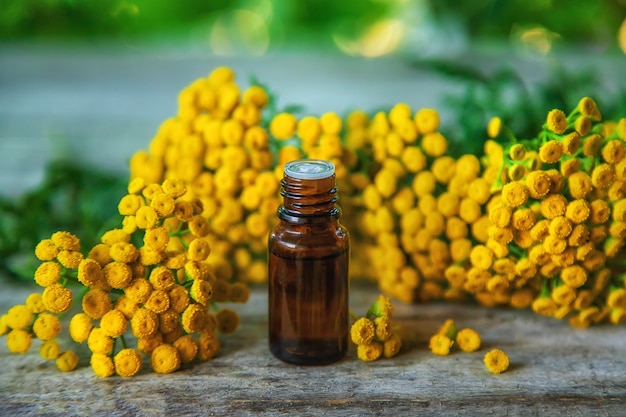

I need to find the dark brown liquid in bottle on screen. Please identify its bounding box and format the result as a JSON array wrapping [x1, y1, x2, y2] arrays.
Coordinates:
[[268, 161, 349, 365]]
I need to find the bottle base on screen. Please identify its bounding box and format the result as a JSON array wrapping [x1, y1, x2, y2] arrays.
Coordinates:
[[270, 338, 346, 366]]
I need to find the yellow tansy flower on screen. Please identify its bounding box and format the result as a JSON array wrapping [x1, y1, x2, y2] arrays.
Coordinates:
[[100, 309, 128, 338], [34, 261, 62, 287], [118, 194, 142, 216], [589, 199, 611, 225], [77, 258, 104, 288], [538, 140, 563, 164], [42, 284, 73, 314], [25, 293, 45, 314], [143, 227, 169, 252], [270, 112, 297, 140], [33, 313, 61, 341], [6, 329, 32, 354], [470, 245, 494, 270], [429, 334, 454, 356], [568, 172, 593, 199], [169, 285, 191, 314], [69, 313, 93, 343], [512, 208, 536, 231], [162, 178, 187, 198], [51, 231, 80, 251], [320, 112, 342, 135], [546, 109, 567, 134], [577, 96, 598, 117], [242, 84, 268, 108], [127, 177, 146, 194], [368, 294, 394, 318], [56, 250, 84, 269], [114, 348, 143, 377], [502, 182, 529, 207], [88, 243, 113, 266], [87, 327, 114, 355], [130, 308, 159, 338], [357, 342, 384, 362], [151, 193, 175, 217], [190, 280, 213, 306], [456, 328, 481, 352], [350, 317, 375, 345], [40, 339, 61, 360], [575, 116, 591, 136], [561, 132, 581, 156], [56, 350, 79, 372], [414, 108, 440, 134], [374, 169, 397, 199], [197, 332, 221, 361], [91, 353, 115, 378], [549, 216, 573, 239], [144, 290, 171, 314], [591, 164, 615, 189], [148, 266, 175, 291], [181, 304, 208, 334], [560, 265, 588, 288], [188, 238, 211, 261], [484, 348, 510, 374], [139, 246, 164, 266], [6, 304, 33, 330], [583, 134, 603, 157], [135, 206, 159, 229], [383, 332, 402, 358], [602, 140, 626, 165], [151, 344, 181, 374], [82, 288, 112, 319], [216, 308, 240, 334], [525, 171, 551, 199], [173, 335, 199, 363], [109, 242, 139, 264], [35, 239, 59, 261], [188, 215, 210, 237], [104, 262, 133, 289]]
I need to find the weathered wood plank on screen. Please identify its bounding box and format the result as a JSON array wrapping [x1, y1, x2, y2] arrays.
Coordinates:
[[1, 279, 625, 416]]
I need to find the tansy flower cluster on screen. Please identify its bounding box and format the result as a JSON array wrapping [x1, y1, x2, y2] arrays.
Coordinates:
[[349, 294, 402, 362], [448, 99, 626, 327], [343, 104, 499, 304], [0, 178, 248, 376], [129, 65, 371, 285], [428, 319, 509, 374], [129, 66, 278, 286]]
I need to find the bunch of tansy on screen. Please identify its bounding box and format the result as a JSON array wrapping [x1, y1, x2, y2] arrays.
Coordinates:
[[350, 295, 402, 361], [342, 97, 626, 327], [345, 104, 500, 304], [0, 177, 248, 376], [445, 99, 626, 327], [129, 67, 279, 286]]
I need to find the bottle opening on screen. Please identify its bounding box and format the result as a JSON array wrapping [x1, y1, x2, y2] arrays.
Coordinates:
[[284, 159, 335, 180]]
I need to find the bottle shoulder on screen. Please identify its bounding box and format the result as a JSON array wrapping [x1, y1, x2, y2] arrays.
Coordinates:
[[269, 221, 349, 257]]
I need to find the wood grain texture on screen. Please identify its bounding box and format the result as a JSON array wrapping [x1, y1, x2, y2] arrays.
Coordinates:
[[1, 280, 625, 416]]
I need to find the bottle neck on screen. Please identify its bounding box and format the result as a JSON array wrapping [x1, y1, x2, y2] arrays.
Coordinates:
[[278, 174, 340, 224]]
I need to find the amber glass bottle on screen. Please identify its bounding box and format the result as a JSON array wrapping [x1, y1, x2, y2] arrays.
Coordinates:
[[268, 159, 350, 365]]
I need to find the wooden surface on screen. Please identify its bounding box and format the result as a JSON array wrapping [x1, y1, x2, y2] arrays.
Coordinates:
[[1, 280, 625, 416], [1, 41, 626, 416]]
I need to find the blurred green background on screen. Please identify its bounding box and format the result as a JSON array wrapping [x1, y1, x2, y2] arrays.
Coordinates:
[[2, 0, 626, 55]]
